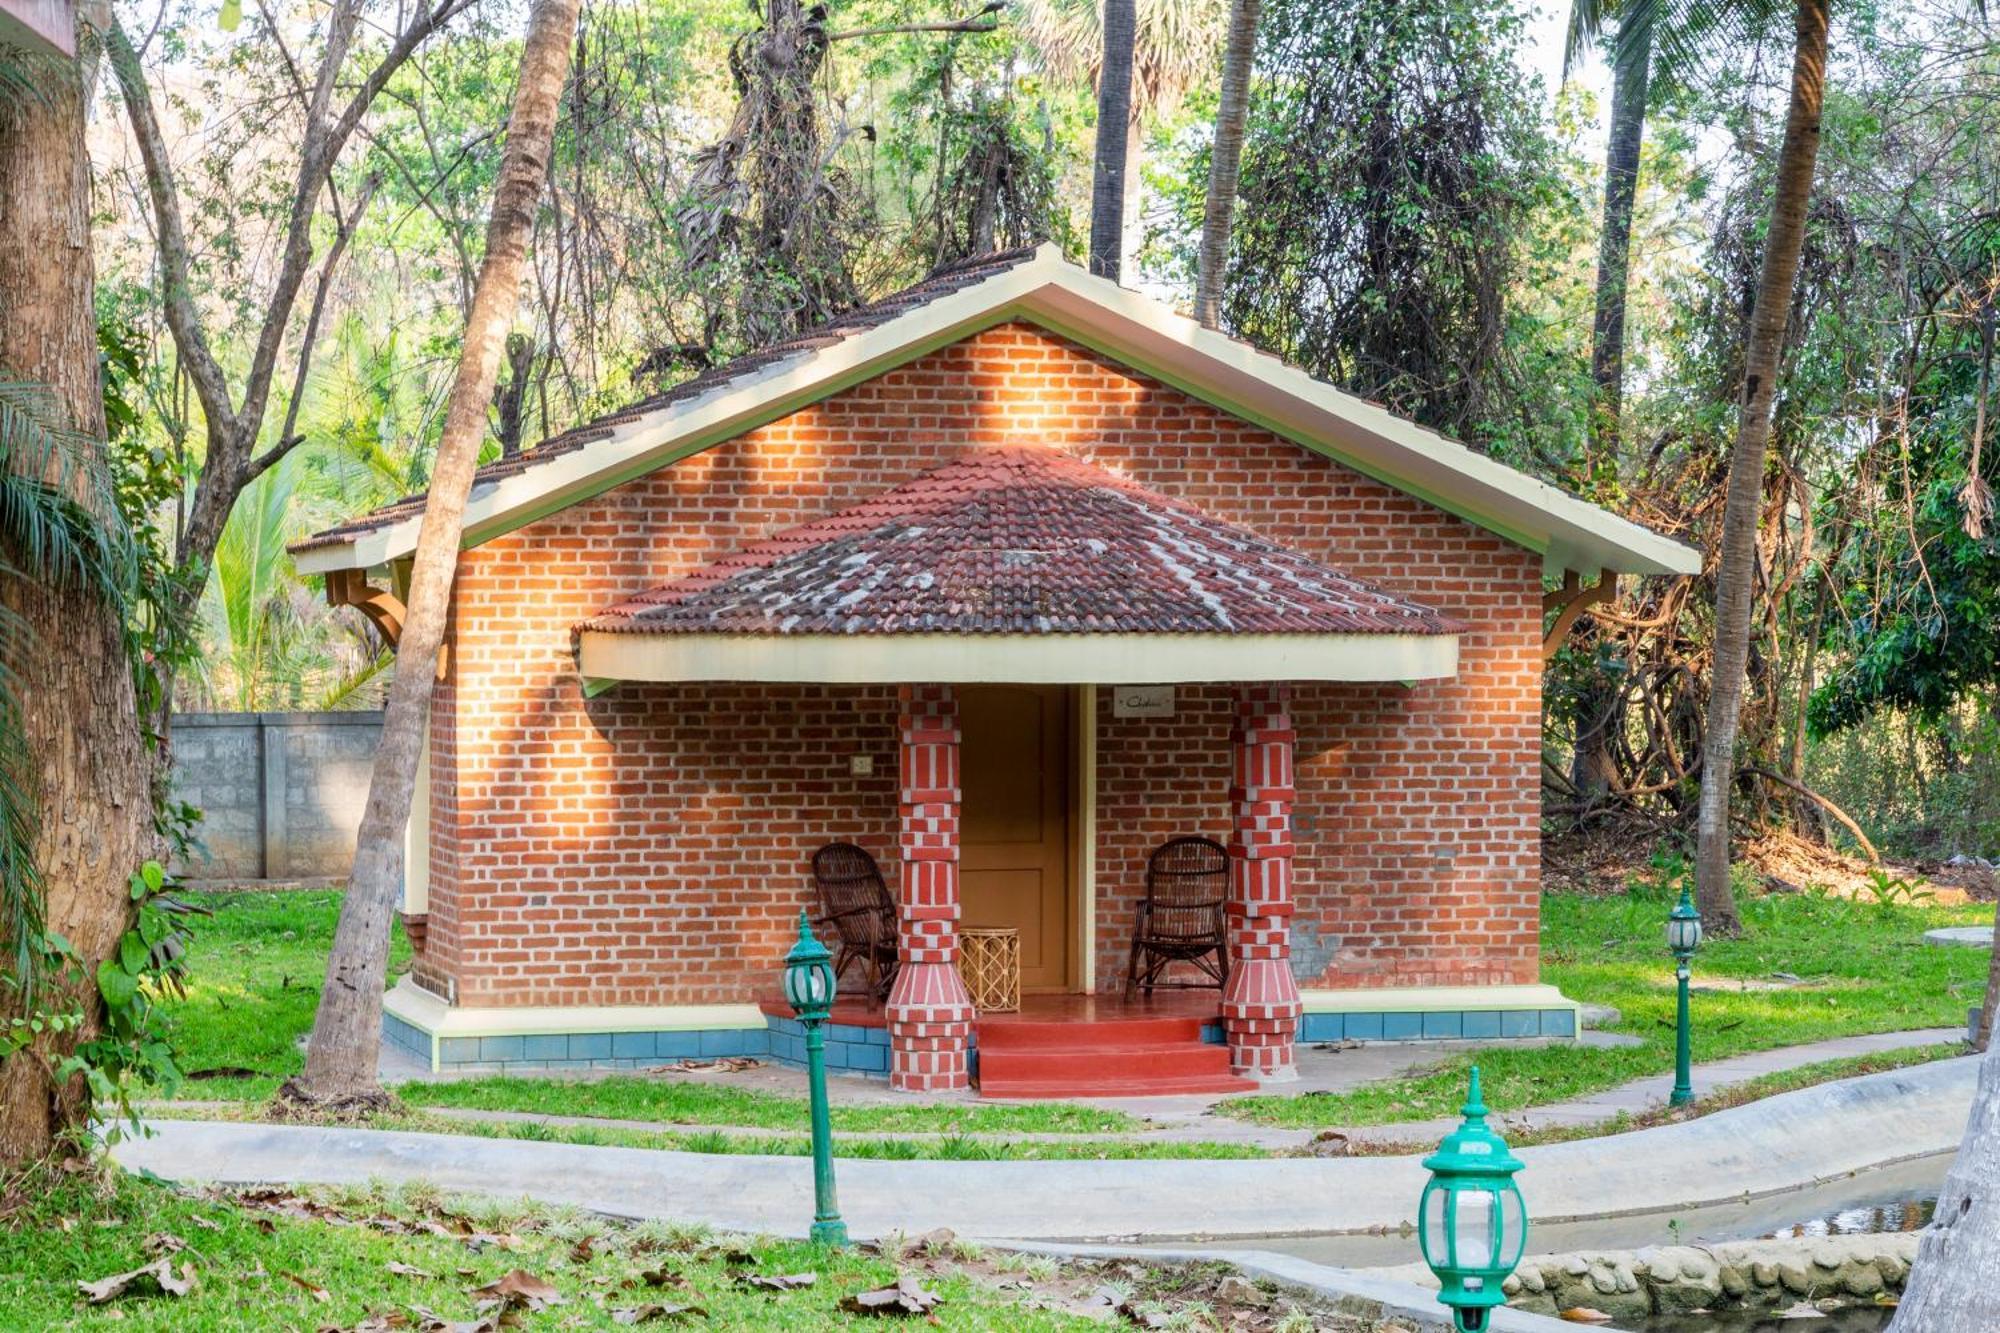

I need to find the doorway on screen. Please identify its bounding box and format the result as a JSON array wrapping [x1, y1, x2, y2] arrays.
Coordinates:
[[958, 685, 1074, 991]]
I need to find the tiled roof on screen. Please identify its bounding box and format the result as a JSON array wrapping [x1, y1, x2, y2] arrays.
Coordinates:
[[293, 246, 1044, 552], [581, 448, 1463, 638]]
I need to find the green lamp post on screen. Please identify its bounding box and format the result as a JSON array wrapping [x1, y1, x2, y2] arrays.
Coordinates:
[[1418, 1067, 1528, 1333], [1667, 885, 1704, 1108], [783, 910, 847, 1247]]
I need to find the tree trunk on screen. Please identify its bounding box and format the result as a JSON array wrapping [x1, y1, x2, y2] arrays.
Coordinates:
[[1589, 3, 1653, 439], [0, 18, 152, 1165], [1693, 0, 1828, 935], [1976, 915, 2000, 1052], [289, 0, 580, 1103], [1087, 0, 1136, 282], [1194, 0, 1260, 330], [1886, 1040, 2000, 1328]]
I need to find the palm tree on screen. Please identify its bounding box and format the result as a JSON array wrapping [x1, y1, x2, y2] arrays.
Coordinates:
[[1194, 0, 1260, 328], [1087, 0, 1139, 278], [292, 0, 584, 1105], [1692, 0, 1831, 934], [1021, 0, 1225, 278]]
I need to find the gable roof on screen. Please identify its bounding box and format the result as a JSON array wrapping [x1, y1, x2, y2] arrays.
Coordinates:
[[294, 243, 1700, 580], [583, 446, 1464, 639]]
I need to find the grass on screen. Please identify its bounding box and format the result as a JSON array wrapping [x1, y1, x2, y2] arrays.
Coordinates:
[[157, 890, 410, 1103], [157, 890, 1136, 1136], [400, 1075, 1139, 1135], [1341, 1042, 1964, 1153], [1224, 886, 1989, 1129], [159, 1101, 1267, 1160], [0, 1167, 1115, 1330]]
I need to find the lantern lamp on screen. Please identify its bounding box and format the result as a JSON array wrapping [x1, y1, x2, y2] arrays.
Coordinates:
[[1418, 1067, 1528, 1332], [783, 911, 838, 1023], [782, 911, 846, 1245], [1667, 885, 1703, 1106]]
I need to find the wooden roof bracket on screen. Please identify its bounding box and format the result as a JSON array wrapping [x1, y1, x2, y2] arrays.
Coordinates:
[[325, 566, 407, 650], [1541, 569, 1616, 664]]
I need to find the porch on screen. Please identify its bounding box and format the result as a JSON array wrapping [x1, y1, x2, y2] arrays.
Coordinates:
[[573, 448, 1468, 1094]]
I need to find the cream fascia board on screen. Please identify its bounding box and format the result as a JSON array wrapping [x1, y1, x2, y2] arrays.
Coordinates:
[[383, 977, 767, 1038], [577, 629, 1457, 686], [1297, 983, 1578, 1015], [299, 243, 1700, 579]]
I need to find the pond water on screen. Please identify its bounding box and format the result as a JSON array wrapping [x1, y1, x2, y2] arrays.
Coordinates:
[[1171, 1153, 1947, 1332], [1182, 1153, 1948, 1272]]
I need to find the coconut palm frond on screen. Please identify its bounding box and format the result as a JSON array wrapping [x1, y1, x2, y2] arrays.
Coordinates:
[[0, 44, 72, 113], [206, 451, 303, 710], [314, 647, 393, 712], [0, 376, 126, 597], [1017, 0, 1226, 116], [1564, 0, 1610, 78], [1617, 0, 1783, 95]]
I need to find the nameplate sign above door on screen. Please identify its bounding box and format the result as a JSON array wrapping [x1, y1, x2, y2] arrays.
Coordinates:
[[1112, 685, 1175, 718]]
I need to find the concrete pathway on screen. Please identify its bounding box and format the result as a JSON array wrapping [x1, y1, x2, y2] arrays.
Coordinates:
[[342, 1025, 1964, 1153], [114, 1056, 1976, 1243]]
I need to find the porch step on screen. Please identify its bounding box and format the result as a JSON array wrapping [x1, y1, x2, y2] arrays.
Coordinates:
[[973, 1015, 1256, 1100]]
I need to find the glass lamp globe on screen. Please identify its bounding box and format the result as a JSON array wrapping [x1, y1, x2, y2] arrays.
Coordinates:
[[1667, 886, 1704, 961], [783, 911, 837, 1022], [1417, 1067, 1528, 1333]]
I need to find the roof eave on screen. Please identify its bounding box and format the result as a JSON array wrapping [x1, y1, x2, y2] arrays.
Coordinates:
[[299, 242, 1702, 580]]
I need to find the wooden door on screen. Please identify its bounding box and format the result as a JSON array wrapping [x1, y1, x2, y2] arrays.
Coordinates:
[[959, 685, 1072, 991]]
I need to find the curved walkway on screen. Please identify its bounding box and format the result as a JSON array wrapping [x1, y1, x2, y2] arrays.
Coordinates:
[[169, 1025, 1957, 1152], [115, 1055, 1976, 1242]]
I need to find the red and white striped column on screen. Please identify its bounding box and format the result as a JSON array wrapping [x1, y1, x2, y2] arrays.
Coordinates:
[[1222, 683, 1303, 1080], [885, 684, 974, 1091]]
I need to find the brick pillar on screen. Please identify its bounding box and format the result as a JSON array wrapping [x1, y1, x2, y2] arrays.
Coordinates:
[[886, 684, 974, 1091], [1222, 683, 1303, 1081]]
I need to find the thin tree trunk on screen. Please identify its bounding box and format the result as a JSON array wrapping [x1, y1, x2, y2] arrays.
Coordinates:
[[1976, 924, 2000, 1052], [1087, 0, 1136, 281], [0, 16, 152, 1164], [1194, 0, 1260, 330], [1693, 0, 1828, 935], [1590, 3, 1653, 439], [288, 0, 581, 1103], [1887, 1040, 2000, 1327]]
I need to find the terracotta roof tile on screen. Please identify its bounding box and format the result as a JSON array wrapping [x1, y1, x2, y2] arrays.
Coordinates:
[[581, 448, 1463, 639]]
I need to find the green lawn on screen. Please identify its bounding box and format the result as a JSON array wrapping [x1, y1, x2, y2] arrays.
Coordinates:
[[157, 890, 411, 1102], [1224, 887, 1988, 1128], [158, 891, 1139, 1137], [0, 1168, 1123, 1331]]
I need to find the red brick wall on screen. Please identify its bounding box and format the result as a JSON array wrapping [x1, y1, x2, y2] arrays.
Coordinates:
[[422, 323, 1542, 1007]]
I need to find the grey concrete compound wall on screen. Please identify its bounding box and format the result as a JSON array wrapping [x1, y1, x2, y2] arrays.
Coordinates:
[[171, 711, 382, 881]]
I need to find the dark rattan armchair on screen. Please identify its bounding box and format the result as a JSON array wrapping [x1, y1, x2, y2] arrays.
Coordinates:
[[1123, 835, 1230, 997], [810, 842, 899, 1001]]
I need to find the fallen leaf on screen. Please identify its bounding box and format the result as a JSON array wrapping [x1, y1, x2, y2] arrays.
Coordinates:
[[742, 1272, 817, 1291], [77, 1258, 197, 1303], [472, 1268, 563, 1311], [840, 1276, 943, 1316], [1777, 1305, 1829, 1320], [188, 1215, 224, 1233], [1559, 1311, 1614, 1325], [386, 1261, 437, 1280], [635, 1267, 694, 1290], [568, 1233, 599, 1263], [144, 1232, 188, 1256], [612, 1303, 706, 1325], [282, 1271, 332, 1303]]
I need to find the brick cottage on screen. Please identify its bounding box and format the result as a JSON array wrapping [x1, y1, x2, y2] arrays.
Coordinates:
[[296, 245, 1699, 1096]]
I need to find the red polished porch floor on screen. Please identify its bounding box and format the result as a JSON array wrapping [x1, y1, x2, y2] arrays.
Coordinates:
[[757, 990, 1256, 1099]]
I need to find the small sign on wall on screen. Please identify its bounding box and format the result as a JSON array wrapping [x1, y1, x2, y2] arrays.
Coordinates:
[[1113, 684, 1176, 718]]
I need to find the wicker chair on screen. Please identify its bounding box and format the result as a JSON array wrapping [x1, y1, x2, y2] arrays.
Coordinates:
[[1124, 835, 1231, 997], [810, 842, 900, 1001]]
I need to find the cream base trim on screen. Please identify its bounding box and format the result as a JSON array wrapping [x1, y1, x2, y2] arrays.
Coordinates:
[[1297, 983, 1578, 1014], [383, 977, 768, 1039], [578, 630, 1457, 686]]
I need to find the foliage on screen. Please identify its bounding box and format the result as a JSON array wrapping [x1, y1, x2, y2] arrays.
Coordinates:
[[1205, 0, 1573, 440], [3, 862, 206, 1146]]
